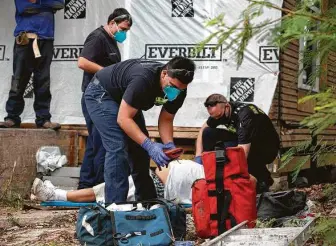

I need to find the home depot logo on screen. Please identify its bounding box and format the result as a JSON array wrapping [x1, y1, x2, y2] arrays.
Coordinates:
[[52, 45, 84, 61], [64, 0, 86, 19], [145, 44, 222, 61], [230, 77, 255, 102], [171, 0, 194, 17]]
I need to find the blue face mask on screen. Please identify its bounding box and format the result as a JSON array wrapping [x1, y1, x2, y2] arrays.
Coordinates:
[[114, 30, 127, 43], [163, 85, 182, 101]]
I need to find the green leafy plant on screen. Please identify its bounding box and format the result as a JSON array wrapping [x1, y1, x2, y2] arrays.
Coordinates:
[[199, 0, 336, 181], [311, 218, 336, 246]]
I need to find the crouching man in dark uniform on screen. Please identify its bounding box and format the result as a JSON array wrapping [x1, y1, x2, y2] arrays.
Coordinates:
[[84, 56, 196, 203], [195, 93, 280, 193]]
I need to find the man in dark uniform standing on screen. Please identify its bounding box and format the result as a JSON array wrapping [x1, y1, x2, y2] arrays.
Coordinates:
[[84, 56, 196, 203], [77, 9, 132, 189], [195, 93, 280, 193]]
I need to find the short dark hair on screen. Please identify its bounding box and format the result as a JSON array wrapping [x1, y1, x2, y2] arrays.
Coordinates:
[[165, 56, 196, 84], [205, 94, 228, 104], [107, 8, 133, 26]]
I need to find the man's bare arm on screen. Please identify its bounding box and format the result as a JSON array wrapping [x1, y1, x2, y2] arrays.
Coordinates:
[[195, 122, 209, 156], [238, 143, 251, 158], [158, 108, 174, 144], [78, 57, 103, 74], [117, 99, 148, 145]]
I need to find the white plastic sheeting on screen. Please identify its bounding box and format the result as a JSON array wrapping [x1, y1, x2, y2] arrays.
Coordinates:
[[36, 146, 68, 174], [0, 0, 282, 127]]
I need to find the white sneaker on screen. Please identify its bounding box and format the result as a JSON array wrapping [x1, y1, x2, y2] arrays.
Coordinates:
[[44, 179, 56, 189], [32, 178, 56, 201]]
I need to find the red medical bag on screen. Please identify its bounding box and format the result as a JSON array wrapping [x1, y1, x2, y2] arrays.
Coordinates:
[[192, 147, 257, 238]]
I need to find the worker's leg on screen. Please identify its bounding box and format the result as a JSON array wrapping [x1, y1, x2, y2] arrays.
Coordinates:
[[85, 79, 129, 203], [78, 94, 105, 189], [128, 111, 157, 200], [32, 178, 95, 202], [67, 188, 96, 202]]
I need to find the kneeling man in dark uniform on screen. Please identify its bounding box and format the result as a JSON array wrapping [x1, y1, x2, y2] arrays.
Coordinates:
[[195, 93, 280, 193]]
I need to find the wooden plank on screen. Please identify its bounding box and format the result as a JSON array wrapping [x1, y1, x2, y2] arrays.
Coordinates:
[[281, 135, 311, 142], [327, 76, 336, 84], [281, 94, 297, 103], [280, 75, 297, 85], [290, 128, 311, 134], [282, 141, 309, 148], [282, 49, 299, 59], [327, 61, 336, 72], [282, 54, 299, 65], [278, 156, 311, 173], [42, 176, 79, 187], [281, 87, 298, 97], [284, 43, 299, 53], [317, 135, 336, 141], [78, 135, 86, 164], [281, 100, 297, 109], [281, 80, 298, 90], [147, 126, 200, 132], [283, 1, 296, 10], [148, 130, 198, 139], [319, 129, 336, 135], [281, 114, 304, 122], [51, 167, 81, 178], [282, 60, 299, 71], [281, 108, 310, 117], [297, 90, 315, 113], [272, 100, 297, 109], [281, 67, 298, 77], [286, 0, 296, 7]]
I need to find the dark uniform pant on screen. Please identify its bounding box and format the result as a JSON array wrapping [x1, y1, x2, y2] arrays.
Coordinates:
[[84, 78, 157, 203], [78, 94, 105, 189], [202, 127, 279, 192], [5, 39, 53, 126]]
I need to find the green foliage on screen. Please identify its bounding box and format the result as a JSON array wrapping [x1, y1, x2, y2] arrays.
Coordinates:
[[321, 183, 336, 200], [311, 218, 336, 246], [255, 218, 277, 228], [299, 87, 336, 135], [199, 0, 336, 181], [0, 191, 24, 209]]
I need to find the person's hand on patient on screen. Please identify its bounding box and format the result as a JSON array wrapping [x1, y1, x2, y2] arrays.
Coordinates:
[[141, 138, 170, 168], [163, 142, 176, 150]]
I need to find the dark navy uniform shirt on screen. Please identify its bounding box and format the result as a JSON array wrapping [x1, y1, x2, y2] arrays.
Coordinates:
[[96, 59, 186, 114], [80, 26, 121, 92], [207, 102, 279, 145]]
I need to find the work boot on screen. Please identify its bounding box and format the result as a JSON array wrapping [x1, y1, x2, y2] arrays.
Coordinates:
[[0, 119, 20, 128], [39, 121, 61, 130]]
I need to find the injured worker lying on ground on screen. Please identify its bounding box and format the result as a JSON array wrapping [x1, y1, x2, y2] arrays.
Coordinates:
[[32, 160, 206, 205]]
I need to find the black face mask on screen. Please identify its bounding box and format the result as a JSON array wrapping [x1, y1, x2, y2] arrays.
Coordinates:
[[221, 105, 231, 124]]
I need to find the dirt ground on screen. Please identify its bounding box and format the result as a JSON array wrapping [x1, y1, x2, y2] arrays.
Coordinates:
[[0, 183, 335, 246], [0, 208, 79, 246]]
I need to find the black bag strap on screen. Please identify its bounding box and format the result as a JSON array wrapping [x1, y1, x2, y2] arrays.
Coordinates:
[[215, 149, 230, 234]]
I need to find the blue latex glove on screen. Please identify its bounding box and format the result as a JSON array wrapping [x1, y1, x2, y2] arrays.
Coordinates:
[[141, 138, 170, 167], [163, 141, 176, 150], [194, 156, 203, 165]]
